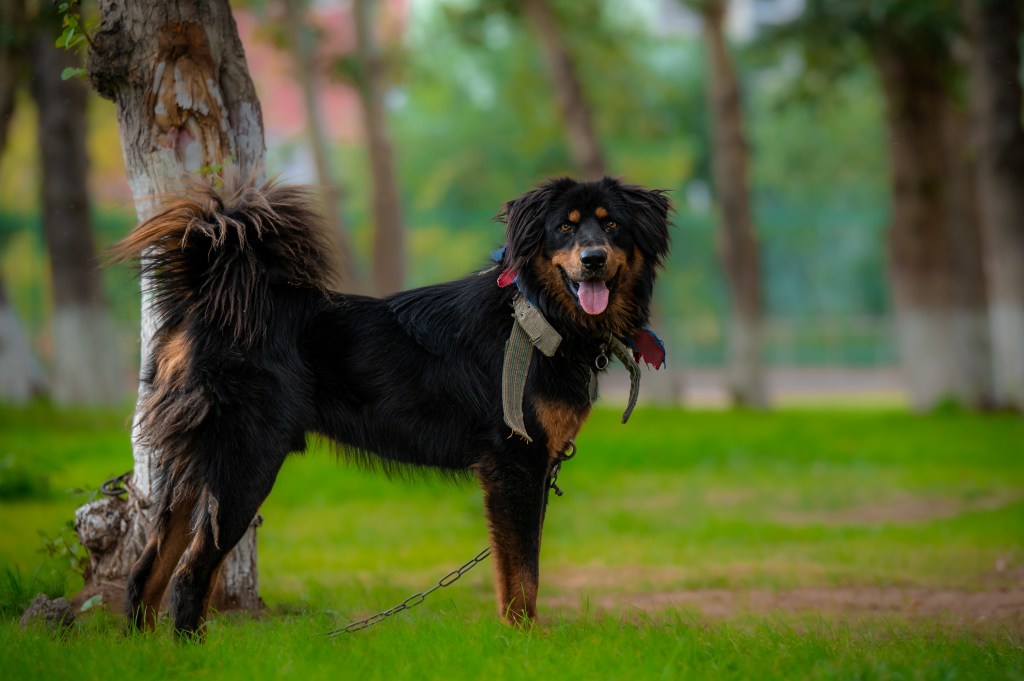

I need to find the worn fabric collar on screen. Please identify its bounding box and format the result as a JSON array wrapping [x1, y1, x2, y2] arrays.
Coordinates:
[[500, 293, 666, 442]]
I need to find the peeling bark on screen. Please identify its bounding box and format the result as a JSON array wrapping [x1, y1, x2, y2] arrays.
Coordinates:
[[964, 0, 1024, 410], [353, 0, 406, 295], [701, 0, 767, 408], [522, 0, 606, 180], [80, 0, 267, 613]]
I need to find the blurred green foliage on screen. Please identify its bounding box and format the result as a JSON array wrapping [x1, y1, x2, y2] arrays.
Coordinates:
[[0, 1, 898, 367]]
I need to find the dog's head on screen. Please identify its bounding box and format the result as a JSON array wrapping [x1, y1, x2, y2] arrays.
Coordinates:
[[497, 177, 671, 337]]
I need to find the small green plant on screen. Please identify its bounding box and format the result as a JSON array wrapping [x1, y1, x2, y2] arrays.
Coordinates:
[[37, 520, 88, 578], [55, 0, 95, 80]]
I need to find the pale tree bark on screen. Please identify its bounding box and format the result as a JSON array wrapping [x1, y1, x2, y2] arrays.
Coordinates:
[[72, 0, 265, 614], [281, 0, 360, 290], [964, 0, 1024, 410], [700, 0, 767, 408], [30, 8, 123, 406], [0, 0, 46, 403], [522, 0, 606, 180], [353, 0, 405, 295], [874, 45, 959, 410], [943, 91, 993, 408]]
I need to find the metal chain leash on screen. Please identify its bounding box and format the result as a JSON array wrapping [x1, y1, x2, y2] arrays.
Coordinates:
[[100, 470, 132, 498], [326, 439, 577, 637], [325, 545, 492, 636]]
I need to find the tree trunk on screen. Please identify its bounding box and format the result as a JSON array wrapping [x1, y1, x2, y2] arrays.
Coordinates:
[[701, 0, 767, 408], [964, 0, 1024, 410], [0, 277, 46, 401], [74, 0, 265, 615], [29, 7, 123, 405], [943, 92, 993, 408], [0, 0, 26, 153], [522, 0, 606, 180], [281, 0, 360, 290], [873, 45, 959, 411], [353, 0, 406, 296], [0, 0, 45, 403]]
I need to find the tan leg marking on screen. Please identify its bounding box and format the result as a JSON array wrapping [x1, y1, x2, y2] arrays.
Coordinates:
[[139, 508, 193, 630]]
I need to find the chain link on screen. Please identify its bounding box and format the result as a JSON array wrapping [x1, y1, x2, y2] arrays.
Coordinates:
[[100, 470, 132, 498], [326, 545, 493, 637]]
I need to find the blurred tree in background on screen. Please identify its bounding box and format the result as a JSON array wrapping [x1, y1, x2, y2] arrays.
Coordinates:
[[279, 0, 361, 289], [963, 0, 1024, 410], [0, 0, 46, 402], [768, 0, 993, 410], [0, 0, 121, 405], [1, 0, 1023, 411], [30, 1, 122, 405], [352, 0, 407, 295], [691, 0, 767, 407]]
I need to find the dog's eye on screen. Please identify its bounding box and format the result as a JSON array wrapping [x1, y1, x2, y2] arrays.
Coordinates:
[[606, 221, 618, 230], [559, 224, 574, 233]]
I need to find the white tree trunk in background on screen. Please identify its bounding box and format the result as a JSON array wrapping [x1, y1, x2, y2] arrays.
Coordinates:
[[964, 0, 1024, 409], [30, 8, 124, 406], [701, 0, 767, 408], [0, 280, 46, 402]]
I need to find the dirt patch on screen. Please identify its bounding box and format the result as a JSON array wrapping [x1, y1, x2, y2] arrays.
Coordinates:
[[546, 586, 1024, 631], [773, 490, 1023, 526]]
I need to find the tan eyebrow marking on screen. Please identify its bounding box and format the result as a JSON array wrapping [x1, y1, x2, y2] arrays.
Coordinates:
[[595, 206, 608, 219], [568, 209, 581, 223]]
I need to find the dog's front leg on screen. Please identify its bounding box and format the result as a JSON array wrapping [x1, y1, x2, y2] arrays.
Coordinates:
[[477, 452, 551, 625]]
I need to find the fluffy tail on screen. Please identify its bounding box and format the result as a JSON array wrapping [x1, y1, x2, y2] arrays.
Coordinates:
[[113, 176, 340, 549], [111, 175, 340, 348]]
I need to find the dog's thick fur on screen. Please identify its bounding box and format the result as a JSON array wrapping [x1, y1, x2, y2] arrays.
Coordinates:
[[114, 176, 670, 636]]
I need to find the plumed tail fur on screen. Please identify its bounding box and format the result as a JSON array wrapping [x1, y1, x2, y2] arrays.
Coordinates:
[[112, 176, 340, 549], [111, 176, 341, 348]]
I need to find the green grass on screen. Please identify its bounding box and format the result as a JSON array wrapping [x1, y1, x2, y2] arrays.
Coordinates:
[[1, 403, 1023, 679]]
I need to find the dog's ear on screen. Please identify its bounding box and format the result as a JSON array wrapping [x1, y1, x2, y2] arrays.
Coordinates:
[[497, 178, 575, 273], [615, 181, 672, 268]]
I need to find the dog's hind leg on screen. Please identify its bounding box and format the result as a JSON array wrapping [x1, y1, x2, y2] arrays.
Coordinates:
[[167, 452, 285, 640], [126, 501, 195, 632], [477, 452, 552, 625]]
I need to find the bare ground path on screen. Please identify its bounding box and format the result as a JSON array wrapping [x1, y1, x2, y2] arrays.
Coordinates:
[[547, 584, 1024, 632]]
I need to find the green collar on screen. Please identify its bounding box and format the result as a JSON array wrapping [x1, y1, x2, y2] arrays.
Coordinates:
[[501, 295, 642, 442]]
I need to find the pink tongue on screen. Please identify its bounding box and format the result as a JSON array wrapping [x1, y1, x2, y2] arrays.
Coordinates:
[[577, 280, 610, 315]]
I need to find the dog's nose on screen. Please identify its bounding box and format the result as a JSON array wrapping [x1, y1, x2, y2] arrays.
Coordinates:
[[580, 248, 607, 270]]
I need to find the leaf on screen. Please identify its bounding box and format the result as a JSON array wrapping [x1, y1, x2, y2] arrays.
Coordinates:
[[61, 67, 87, 81], [55, 26, 73, 48], [79, 594, 102, 612]]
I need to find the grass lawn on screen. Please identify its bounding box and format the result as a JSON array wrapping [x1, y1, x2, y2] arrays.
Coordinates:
[[1, 403, 1022, 679]]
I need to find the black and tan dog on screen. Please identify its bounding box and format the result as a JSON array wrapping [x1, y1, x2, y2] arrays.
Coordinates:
[[113, 175, 671, 637]]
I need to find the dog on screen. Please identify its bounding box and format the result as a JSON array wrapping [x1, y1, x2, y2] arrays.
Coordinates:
[[112, 175, 671, 637]]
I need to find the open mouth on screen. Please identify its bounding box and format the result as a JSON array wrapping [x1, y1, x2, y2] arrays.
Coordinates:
[[561, 268, 618, 316]]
